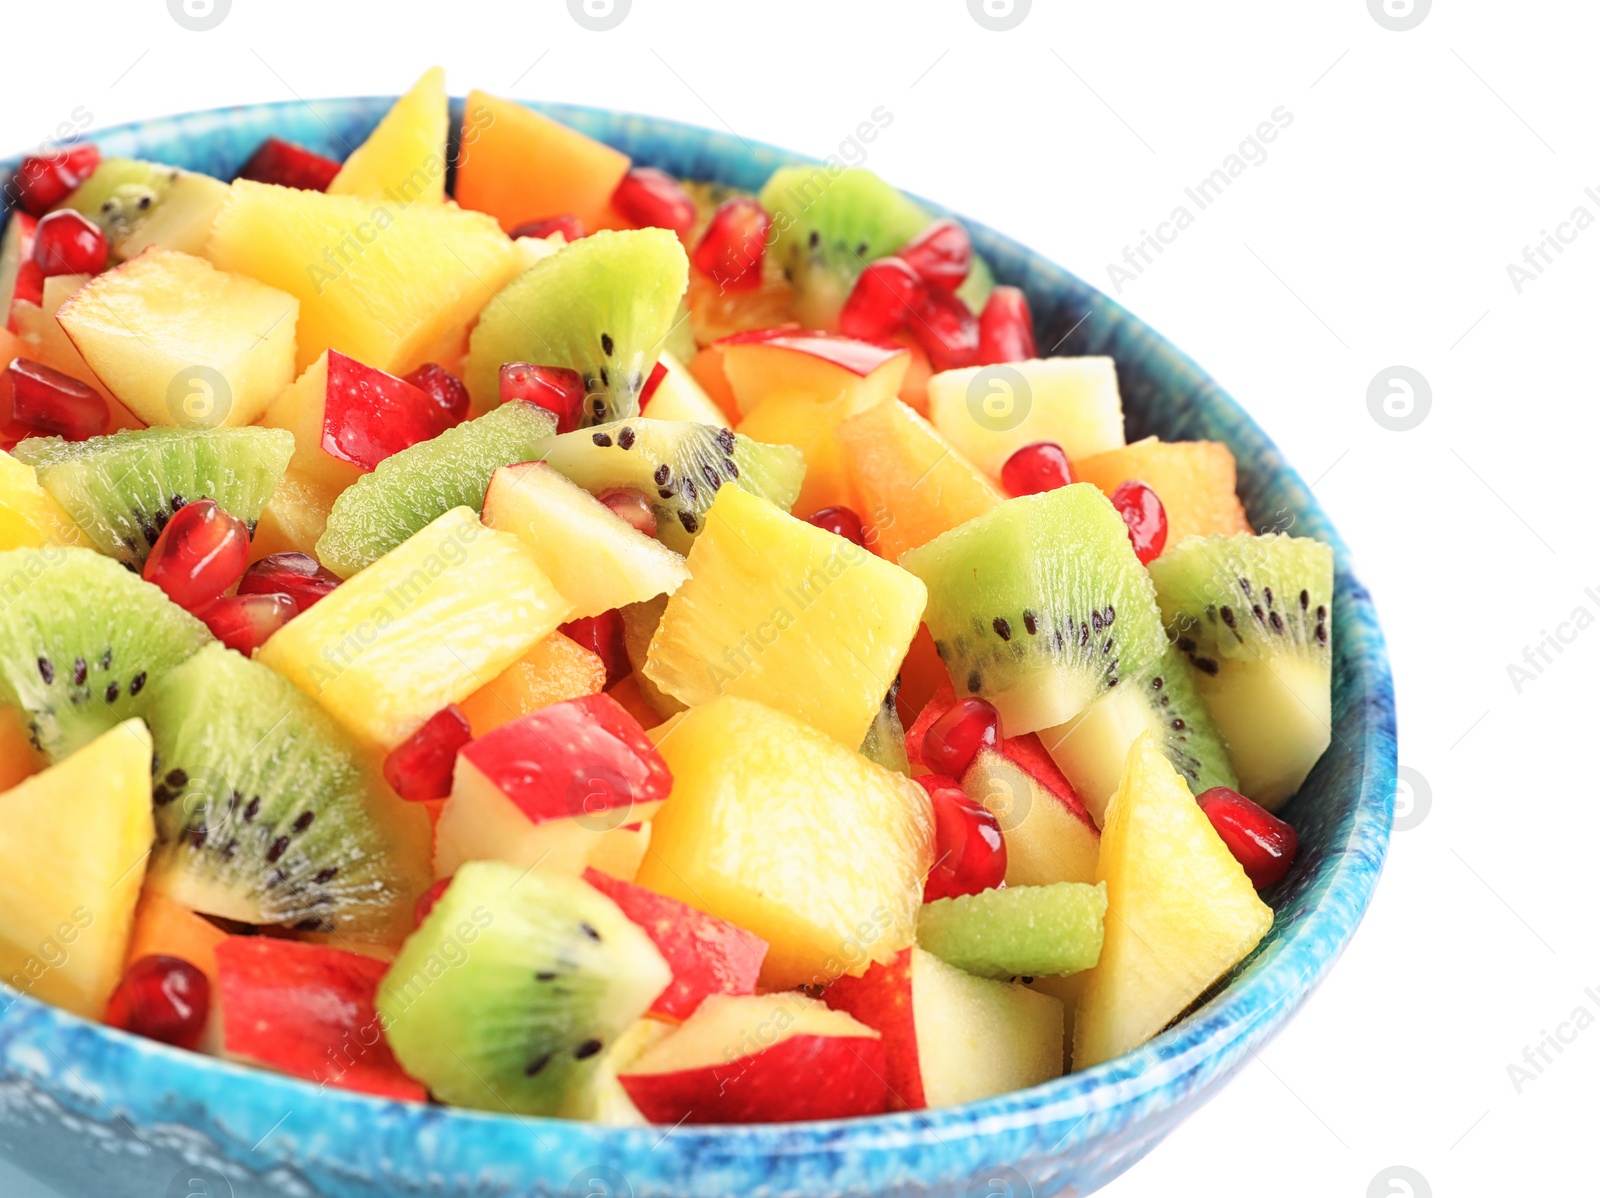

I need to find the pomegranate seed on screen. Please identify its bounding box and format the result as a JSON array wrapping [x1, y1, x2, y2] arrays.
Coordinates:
[[403, 362, 470, 431], [611, 167, 696, 241], [908, 287, 980, 371], [141, 499, 251, 613], [978, 286, 1037, 365], [236, 137, 341, 192], [9, 144, 101, 217], [31, 210, 107, 278], [200, 592, 296, 654], [897, 220, 972, 292], [383, 705, 473, 802], [598, 487, 658, 538], [237, 552, 341, 613], [1109, 480, 1168, 565], [509, 215, 585, 242], [839, 257, 926, 341], [805, 506, 868, 549], [4, 357, 107, 440], [500, 363, 586, 434], [692, 197, 770, 291], [639, 360, 669, 409], [1000, 442, 1074, 498], [916, 774, 1007, 902], [414, 877, 453, 927], [105, 954, 209, 1049], [560, 611, 630, 688], [1197, 787, 1298, 889], [921, 697, 1002, 777]]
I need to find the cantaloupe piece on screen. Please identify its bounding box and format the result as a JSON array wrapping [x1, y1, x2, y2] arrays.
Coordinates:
[[685, 347, 739, 422], [328, 67, 448, 204], [457, 632, 607, 738], [736, 393, 857, 517], [125, 891, 227, 989], [0, 706, 42, 791], [1072, 436, 1250, 544]]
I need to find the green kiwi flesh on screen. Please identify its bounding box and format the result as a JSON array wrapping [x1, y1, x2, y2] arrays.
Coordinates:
[[916, 882, 1107, 980], [63, 157, 230, 259], [859, 681, 910, 775]]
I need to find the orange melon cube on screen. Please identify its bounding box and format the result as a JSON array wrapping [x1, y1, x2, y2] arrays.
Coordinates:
[[889, 331, 933, 416], [125, 891, 228, 989], [457, 632, 607, 738], [735, 393, 857, 518], [1072, 436, 1250, 545], [685, 347, 739, 422], [718, 330, 909, 419]]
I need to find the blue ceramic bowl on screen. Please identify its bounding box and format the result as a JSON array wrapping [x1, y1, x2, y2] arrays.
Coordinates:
[[0, 99, 1396, 1198]]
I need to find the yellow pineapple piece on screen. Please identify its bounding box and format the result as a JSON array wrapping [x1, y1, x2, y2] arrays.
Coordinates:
[[0, 451, 90, 551], [328, 67, 448, 205], [644, 350, 729, 427], [247, 470, 337, 562]]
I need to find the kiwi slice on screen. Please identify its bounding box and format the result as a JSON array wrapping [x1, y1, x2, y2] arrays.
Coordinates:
[[916, 882, 1107, 980], [900, 484, 1168, 738], [377, 859, 671, 1116], [1147, 533, 1335, 808], [314, 400, 555, 578], [619, 596, 685, 719], [142, 643, 432, 942], [63, 157, 230, 259], [859, 681, 910, 775], [537, 417, 805, 554], [12, 427, 294, 567], [465, 228, 690, 424], [0, 547, 210, 761]]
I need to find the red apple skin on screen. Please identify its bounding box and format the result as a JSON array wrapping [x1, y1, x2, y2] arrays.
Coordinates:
[[824, 947, 926, 1110], [583, 869, 768, 1021], [715, 325, 906, 377], [321, 350, 448, 471], [619, 1032, 888, 1124]]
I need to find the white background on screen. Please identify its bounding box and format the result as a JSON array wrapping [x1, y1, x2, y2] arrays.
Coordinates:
[[2, 2, 1594, 1195]]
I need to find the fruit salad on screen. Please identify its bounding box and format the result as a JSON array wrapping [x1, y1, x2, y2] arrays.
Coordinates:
[[0, 68, 1333, 1125]]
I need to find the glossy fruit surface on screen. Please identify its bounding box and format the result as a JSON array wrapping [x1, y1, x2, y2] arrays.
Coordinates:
[[897, 219, 972, 292], [499, 364, 586, 434], [141, 499, 251, 613], [612, 167, 696, 240], [402, 362, 470, 430], [805, 505, 867, 548], [1197, 787, 1299, 889], [104, 954, 210, 1049], [909, 287, 980, 371], [1000, 441, 1074, 497], [839, 257, 924, 341], [921, 697, 1002, 778], [3, 357, 108, 440], [639, 359, 669, 407], [9, 144, 101, 215], [917, 774, 1007, 902], [559, 610, 631, 688], [200, 593, 296, 655], [597, 487, 658, 538], [977, 286, 1037, 364], [692, 197, 769, 290], [31, 210, 107, 277], [237, 552, 341, 612], [236, 137, 341, 190], [383, 705, 473, 802], [1109, 480, 1168, 565]]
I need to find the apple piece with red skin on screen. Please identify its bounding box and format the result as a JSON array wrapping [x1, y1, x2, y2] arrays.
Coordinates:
[[617, 993, 887, 1124], [715, 325, 910, 419], [434, 693, 671, 878], [211, 936, 426, 1101], [582, 868, 768, 1022], [0, 212, 42, 332]]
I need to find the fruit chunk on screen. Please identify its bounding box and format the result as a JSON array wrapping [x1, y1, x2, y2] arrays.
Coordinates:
[[1147, 533, 1334, 808], [836, 399, 1003, 561], [125, 891, 227, 988], [612, 167, 696, 240], [382, 705, 472, 802], [57, 248, 298, 428], [644, 486, 927, 747], [328, 67, 447, 204], [0, 448, 87, 551], [105, 954, 210, 1048], [692, 196, 769, 291], [640, 349, 729, 427], [637, 695, 934, 989], [237, 138, 342, 191], [717, 327, 910, 418], [927, 357, 1126, 477], [1072, 732, 1273, 1071], [961, 743, 1101, 887], [1001, 441, 1074, 497], [917, 882, 1106, 980], [0, 719, 153, 1018], [237, 551, 341, 612], [901, 485, 1167, 736], [31, 210, 106, 277], [1073, 437, 1250, 545], [919, 774, 1007, 902], [61, 158, 230, 261], [1197, 787, 1298, 889], [9, 144, 101, 217], [618, 992, 886, 1123], [457, 633, 606, 737], [735, 391, 858, 517], [248, 471, 335, 560], [378, 860, 671, 1115], [3, 357, 108, 440]]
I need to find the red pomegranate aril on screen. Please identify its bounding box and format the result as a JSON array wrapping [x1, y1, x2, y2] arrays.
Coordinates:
[[403, 362, 471, 431], [383, 705, 473, 802], [4, 357, 108, 440], [897, 219, 973, 292], [31, 210, 107, 278], [597, 487, 658, 538], [104, 954, 210, 1049], [1109, 480, 1168, 565], [10, 144, 101, 216], [839, 257, 926, 341], [500, 363, 587, 434], [1000, 441, 1074, 498], [560, 610, 630, 688], [917, 774, 1007, 902], [141, 499, 252, 613], [509, 214, 585, 242], [612, 167, 697, 241], [639, 360, 669, 409], [237, 552, 342, 612], [1197, 787, 1298, 889], [921, 697, 1003, 777], [414, 877, 453, 927], [692, 197, 770, 291], [909, 286, 981, 371], [978, 286, 1037, 365], [200, 592, 296, 655], [236, 137, 341, 191], [805, 506, 868, 549]]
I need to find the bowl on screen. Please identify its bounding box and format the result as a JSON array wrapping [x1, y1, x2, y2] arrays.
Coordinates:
[[0, 97, 1397, 1198]]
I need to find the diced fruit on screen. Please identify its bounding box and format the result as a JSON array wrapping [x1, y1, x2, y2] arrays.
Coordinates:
[[378, 860, 671, 1115], [639, 350, 728, 426], [237, 551, 341, 612], [31, 210, 107, 277], [897, 219, 972, 292], [917, 882, 1106, 980], [897, 623, 952, 723], [563, 611, 631, 688], [260, 507, 570, 749], [3, 357, 108, 440], [611, 167, 696, 240], [839, 257, 926, 340], [499, 363, 586, 433], [214, 937, 425, 1100], [685, 346, 738, 417], [692, 197, 768, 290], [328, 67, 447, 204], [718, 327, 910, 418], [826, 946, 1063, 1110], [636, 695, 934, 989], [1001, 441, 1074, 498], [482, 461, 689, 617], [57, 248, 299, 428], [143, 643, 433, 941], [313, 400, 555, 578], [598, 487, 657, 535], [1, 212, 41, 327], [1197, 787, 1298, 889], [977, 286, 1037, 365], [617, 597, 684, 721], [0, 719, 152, 1018], [735, 392, 857, 517], [836, 399, 1003, 562], [62, 158, 232, 262], [1147, 533, 1334, 808], [511, 215, 584, 242], [458, 633, 606, 737], [198, 594, 297, 656], [859, 687, 910, 775], [1110, 480, 1167, 564], [124, 891, 227, 989], [1072, 732, 1273, 1070], [921, 696, 1001, 778], [559, 1016, 674, 1125], [205, 179, 519, 374], [382, 705, 472, 801], [909, 286, 980, 371], [236, 138, 341, 191], [142, 498, 250, 613], [105, 954, 210, 1048], [900, 485, 1167, 736], [10, 276, 139, 427], [9, 144, 101, 216], [918, 774, 1007, 902], [926, 357, 1126, 477], [644, 486, 927, 747], [402, 362, 470, 430], [247, 470, 335, 561], [961, 742, 1101, 887], [455, 90, 631, 235], [1072, 437, 1250, 544]]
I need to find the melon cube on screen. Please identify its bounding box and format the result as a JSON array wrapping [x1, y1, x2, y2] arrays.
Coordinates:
[[327, 66, 448, 204], [457, 631, 606, 737], [1073, 436, 1249, 544], [736, 392, 858, 517], [124, 891, 228, 990]]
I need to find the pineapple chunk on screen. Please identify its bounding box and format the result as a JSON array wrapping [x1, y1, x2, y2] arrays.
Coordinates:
[[1072, 732, 1273, 1070], [457, 632, 606, 737], [637, 696, 934, 989], [56, 248, 299, 428], [0, 719, 154, 1019], [256, 506, 571, 748], [644, 351, 730, 427], [247, 469, 337, 561], [644, 485, 927, 748], [328, 66, 448, 204], [0, 450, 89, 551]]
